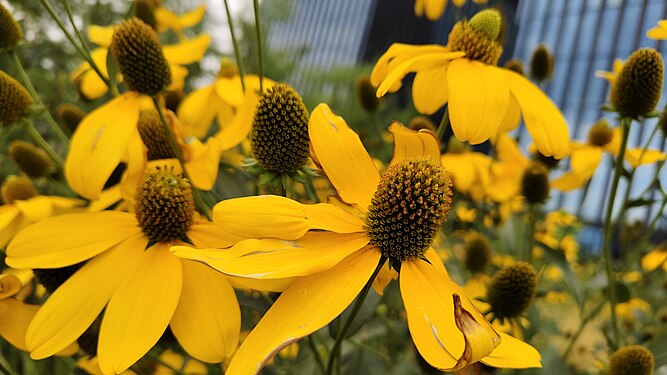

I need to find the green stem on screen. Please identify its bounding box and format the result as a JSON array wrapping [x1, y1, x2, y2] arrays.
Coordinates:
[[601, 117, 631, 349], [562, 299, 606, 359], [62, 0, 91, 54], [327, 258, 386, 375], [10, 50, 70, 144], [152, 97, 212, 220], [23, 120, 64, 170], [526, 204, 538, 262], [307, 335, 327, 375], [38, 0, 110, 87], [252, 0, 264, 93], [305, 175, 320, 203], [222, 0, 246, 92], [638, 122, 660, 163], [436, 106, 450, 142]]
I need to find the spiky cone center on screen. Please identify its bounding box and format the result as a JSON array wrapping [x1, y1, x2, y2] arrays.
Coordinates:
[[503, 58, 525, 76], [57, 103, 86, 132], [609, 345, 654, 375], [33, 263, 83, 294], [356, 76, 380, 112], [0, 70, 33, 124], [134, 0, 158, 31], [217, 58, 240, 79], [134, 167, 194, 243], [521, 162, 550, 204], [0, 4, 23, 49], [137, 109, 176, 161], [447, 13, 502, 65], [250, 83, 310, 174], [611, 48, 664, 118], [8, 140, 53, 178], [587, 119, 614, 147], [530, 44, 554, 81], [487, 261, 537, 320], [464, 233, 491, 273], [469, 9, 502, 41], [407, 115, 437, 133], [364, 157, 453, 264], [110, 17, 171, 96], [1, 176, 38, 204]]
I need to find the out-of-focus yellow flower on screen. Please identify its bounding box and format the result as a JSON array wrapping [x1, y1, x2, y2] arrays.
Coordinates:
[[647, 20, 667, 40], [414, 0, 489, 21], [173, 105, 541, 373], [372, 9, 569, 158], [616, 298, 650, 327], [456, 204, 477, 223], [0, 269, 78, 355], [72, 25, 210, 100], [155, 5, 206, 37], [441, 140, 492, 200], [641, 244, 667, 272]]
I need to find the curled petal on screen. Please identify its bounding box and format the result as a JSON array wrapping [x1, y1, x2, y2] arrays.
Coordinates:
[[389, 121, 440, 166]]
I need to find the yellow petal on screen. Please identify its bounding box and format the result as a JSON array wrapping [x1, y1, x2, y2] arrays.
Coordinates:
[[65, 93, 139, 200], [505, 69, 570, 158], [550, 172, 587, 192], [26, 234, 147, 359], [214, 76, 245, 107], [448, 60, 510, 145], [225, 249, 381, 374], [13, 196, 53, 222], [188, 222, 244, 249], [412, 66, 449, 114], [172, 231, 369, 279], [155, 7, 180, 32], [87, 185, 122, 212], [481, 332, 542, 368], [168, 63, 188, 91], [185, 137, 223, 190], [377, 52, 464, 97], [6, 211, 139, 269], [178, 84, 222, 139], [163, 34, 211, 65], [309, 104, 380, 211], [641, 250, 667, 272], [498, 94, 522, 132], [98, 244, 183, 374], [0, 269, 32, 299], [0, 205, 21, 248], [170, 261, 240, 362], [389, 121, 440, 166], [87, 25, 114, 47], [571, 146, 603, 178], [624, 148, 666, 168], [370, 44, 453, 88], [119, 132, 147, 201], [647, 23, 667, 40], [226, 275, 294, 292], [401, 258, 500, 371], [79, 49, 110, 100], [213, 195, 364, 240], [425, 0, 447, 20], [0, 299, 39, 351], [177, 5, 207, 29]]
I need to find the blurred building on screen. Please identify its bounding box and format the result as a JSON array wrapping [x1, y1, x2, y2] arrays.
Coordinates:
[[265, 0, 666, 231]]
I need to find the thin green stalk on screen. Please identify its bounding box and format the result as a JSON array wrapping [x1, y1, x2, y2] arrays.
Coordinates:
[[222, 0, 246, 92], [152, 97, 212, 220], [62, 0, 91, 54], [525, 204, 538, 262], [38, 0, 110, 87], [327, 258, 387, 375], [562, 299, 606, 359], [638, 122, 660, 163], [10, 50, 70, 144], [436, 106, 450, 142], [646, 198, 666, 234], [252, 0, 264, 93], [305, 175, 320, 203], [601, 117, 631, 349], [307, 335, 327, 375], [22, 120, 64, 170]]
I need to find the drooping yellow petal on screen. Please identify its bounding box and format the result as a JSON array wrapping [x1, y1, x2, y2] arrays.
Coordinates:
[[425, 0, 447, 20], [498, 94, 522, 132], [213, 195, 364, 240], [412, 66, 449, 114], [185, 137, 223, 191], [178, 84, 222, 139], [505, 69, 569, 158], [389, 121, 440, 166], [214, 76, 245, 107], [172, 231, 369, 279], [570, 146, 603, 178], [225, 249, 382, 375], [481, 332, 542, 368], [177, 5, 207, 29], [309, 104, 380, 211], [65, 93, 140, 200], [13, 196, 53, 222], [647, 21, 667, 40], [170, 261, 240, 362], [168, 63, 188, 91], [163, 34, 211, 65], [188, 222, 243, 249], [6, 211, 139, 269], [550, 172, 587, 192], [214, 88, 257, 150], [401, 258, 500, 371], [377, 52, 465, 97], [87, 25, 114, 47], [79, 48, 111, 100], [119, 132, 147, 201], [26, 234, 147, 359], [0, 299, 40, 351], [98, 244, 183, 374], [641, 249, 667, 272], [624, 148, 666, 168], [448, 60, 510, 145]]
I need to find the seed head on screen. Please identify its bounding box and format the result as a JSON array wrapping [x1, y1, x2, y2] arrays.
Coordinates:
[[521, 162, 550, 204], [464, 233, 491, 273], [8, 140, 53, 178], [356, 76, 380, 112], [137, 109, 175, 161], [503, 58, 525, 76], [609, 345, 654, 375], [0, 70, 33, 124], [587, 119, 614, 147], [1, 176, 38, 204], [57, 103, 86, 132], [0, 4, 23, 50], [487, 262, 537, 320], [134, 0, 157, 31], [611, 48, 663, 118], [530, 44, 554, 81]]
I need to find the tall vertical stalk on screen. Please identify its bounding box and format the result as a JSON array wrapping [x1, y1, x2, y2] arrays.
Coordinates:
[[252, 0, 264, 93], [222, 0, 246, 92]]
